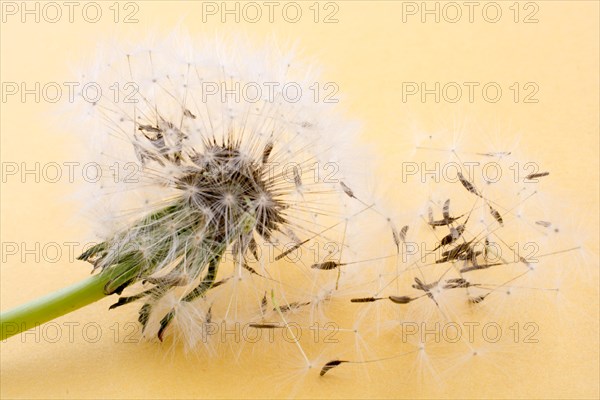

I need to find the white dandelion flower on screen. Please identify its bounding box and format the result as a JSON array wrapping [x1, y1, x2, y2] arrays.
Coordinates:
[[0, 33, 378, 350], [68, 34, 376, 344]]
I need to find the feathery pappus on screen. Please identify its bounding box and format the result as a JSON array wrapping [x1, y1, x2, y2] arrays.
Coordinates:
[[69, 33, 372, 346]]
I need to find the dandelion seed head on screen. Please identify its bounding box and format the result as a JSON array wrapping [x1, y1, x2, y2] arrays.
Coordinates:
[[68, 32, 376, 349]]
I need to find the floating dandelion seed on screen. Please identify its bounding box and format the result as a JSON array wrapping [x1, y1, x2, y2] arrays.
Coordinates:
[[525, 171, 550, 180], [319, 359, 348, 376], [488, 204, 504, 226], [457, 171, 481, 197]]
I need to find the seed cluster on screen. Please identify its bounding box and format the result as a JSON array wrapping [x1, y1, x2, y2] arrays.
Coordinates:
[[70, 35, 585, 380]]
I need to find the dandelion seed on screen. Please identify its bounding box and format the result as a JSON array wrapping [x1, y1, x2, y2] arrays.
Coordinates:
[[340, 182, 355, 199], [443, 199, 451, 222], [242, 262, 261, 276], [434, 225, 466, 250], [248, 238, 260, 261], [457, 172, 481, 197], [428, 215, 464, 227], [350, 297, 382, 303], [205, 306, 213, 324], [399, 225, 409, 242], [488, 204, 504, 226], [443, 278, 472, 289], [138, 303, 152, 331], [459, 262, 504, 273], [437, 240, 475, 263], [183, 109, 196, 119], [319, 349, 422, 377], [525, 171, 550, 180], [427, 201, 466, 228], [412, 278, 439, 306], [273, 301, 311, 313], [320, 360, 349, 376], [477, 151, 512, 157], [388, 295, 415, 304], [293, 167, 303, 189], [412, 277, 438, 292], [311, 261, 341, 270], [428, 206, 435, 227], [158, 310, 175, 342], [274, 239, 312, 261], [249, 323, 280, 329], [261, 292, 268, 314], [518, 256, 531, 267], [138, 124, 162, 134], [469, 295, 488, 304], [109, 288, 159, 310], [262, 142, 274, 165]]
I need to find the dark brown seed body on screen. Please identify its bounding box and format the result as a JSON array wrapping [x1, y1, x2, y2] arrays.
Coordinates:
[[525, 172, 549, 180], [351, 297, 381, 303], [249, 323, 280, 329], [388, 295, 413, 304], [320, 360, 348, 376], [311, 261, 341, 270], [489, 205, 504, 226], [457, 172, 481, 197], [399, 225, 409, 242], [340, 182, 355, 198]]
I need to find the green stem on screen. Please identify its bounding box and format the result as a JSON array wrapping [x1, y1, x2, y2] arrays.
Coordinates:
[[0, 273, 111, 340]]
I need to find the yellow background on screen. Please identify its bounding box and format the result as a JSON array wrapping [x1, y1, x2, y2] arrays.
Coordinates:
[[1, 1, 598, 398]]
